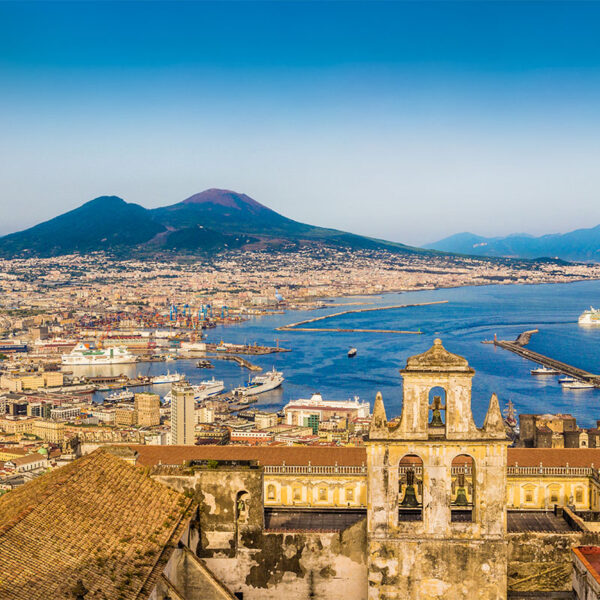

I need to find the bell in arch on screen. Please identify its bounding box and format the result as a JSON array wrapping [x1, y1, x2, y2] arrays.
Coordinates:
[[400, 468, 420, 508], [429, 395, 445, 427], [454, 472, 469, 507]]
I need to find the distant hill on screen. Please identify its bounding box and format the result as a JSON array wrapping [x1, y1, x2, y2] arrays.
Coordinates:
[[0, 196, 166, 256], [0, 188, 425, 258], [426, 227, 600, 263]]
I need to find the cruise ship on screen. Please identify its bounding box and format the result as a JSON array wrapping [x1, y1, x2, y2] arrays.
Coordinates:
[[579, 307, 600, 326], [61, 343, 137, 366], [233, 368, 284, 397]]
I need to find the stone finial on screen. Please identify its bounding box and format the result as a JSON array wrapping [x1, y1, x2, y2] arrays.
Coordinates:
[[369, 392, 389, 439], [483, 393, 507, 438]]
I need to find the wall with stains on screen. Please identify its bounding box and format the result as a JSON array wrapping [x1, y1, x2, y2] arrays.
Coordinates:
[[153, 465, 368, 599]]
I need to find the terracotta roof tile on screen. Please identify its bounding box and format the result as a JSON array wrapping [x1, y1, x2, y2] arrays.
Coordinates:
[[130, 444, 367, 467], [0, 448, 193, 600]]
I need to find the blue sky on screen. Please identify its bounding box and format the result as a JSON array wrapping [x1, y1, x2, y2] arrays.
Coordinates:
[[1, 1, 600, 245]]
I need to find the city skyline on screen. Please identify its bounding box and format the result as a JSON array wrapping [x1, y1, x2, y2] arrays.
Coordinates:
[[2, 1, 600, 245]]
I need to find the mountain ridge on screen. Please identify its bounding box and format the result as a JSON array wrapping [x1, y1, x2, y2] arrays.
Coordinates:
[[0, 189, 424, 258], [426, 226, 600, 263]]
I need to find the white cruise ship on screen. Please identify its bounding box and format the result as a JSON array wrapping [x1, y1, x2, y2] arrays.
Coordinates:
[[233, 368, 284, 397], [579, 307, 600, 326], [61, 343, 137, 366]]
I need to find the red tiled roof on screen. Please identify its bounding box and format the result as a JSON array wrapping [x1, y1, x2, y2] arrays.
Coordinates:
[[130, 445, 367, 467], [131, 446, 600, 469], [573, 546, 600, 586], [508, 448, 600, 467]]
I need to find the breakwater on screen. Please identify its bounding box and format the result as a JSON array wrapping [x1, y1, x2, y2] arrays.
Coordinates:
[[494, 331, 600, 387], [276, 300, 448, 334]]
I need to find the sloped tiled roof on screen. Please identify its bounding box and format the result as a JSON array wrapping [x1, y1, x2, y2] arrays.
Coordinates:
[[508, 448, 600, 467], [131, 444, 368, 467], [0, 449, 194, 600]]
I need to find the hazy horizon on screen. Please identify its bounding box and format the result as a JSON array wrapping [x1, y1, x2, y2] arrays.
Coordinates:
[[2, 1, 600, 246]]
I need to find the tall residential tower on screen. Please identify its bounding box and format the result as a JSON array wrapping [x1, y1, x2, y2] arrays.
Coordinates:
[[170, 382, 195, 445]]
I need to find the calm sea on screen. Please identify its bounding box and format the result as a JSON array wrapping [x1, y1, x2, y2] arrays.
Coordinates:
[[84, 280, 600, 427]]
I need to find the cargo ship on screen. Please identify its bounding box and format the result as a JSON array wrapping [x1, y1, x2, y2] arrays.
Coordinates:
[[579, 307, 600, 326], [61, 343, 137, 365]]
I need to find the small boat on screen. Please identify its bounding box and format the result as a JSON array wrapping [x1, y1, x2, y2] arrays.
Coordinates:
[[562, 381, 595, 390], [530, 366, 560, 375], [348, 347, 357, 358], [196, 359, 214, 369], [558, 376, 576, 385], [165, 355, 176, 362]]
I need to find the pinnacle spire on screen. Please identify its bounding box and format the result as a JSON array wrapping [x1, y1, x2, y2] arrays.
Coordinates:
[[483, 393, 506, 438], [369, 392, 389, 439]]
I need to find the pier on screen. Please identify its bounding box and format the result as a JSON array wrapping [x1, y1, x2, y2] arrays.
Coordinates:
[[276, 300, 448, 334], [208, 354, 263, 371], [493, 331, 600, 387]]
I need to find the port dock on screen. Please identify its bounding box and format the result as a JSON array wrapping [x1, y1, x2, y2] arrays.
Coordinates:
[[492, 330, 600, 387], [276, 300, 448, 334], [208, 354, 263, 371]]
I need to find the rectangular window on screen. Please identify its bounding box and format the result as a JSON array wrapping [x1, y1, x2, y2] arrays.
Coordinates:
[[319, 488, 327, 501], [576, 489, 583, 503], [346, 488, 354, 502], [293, 488, 301, 501]]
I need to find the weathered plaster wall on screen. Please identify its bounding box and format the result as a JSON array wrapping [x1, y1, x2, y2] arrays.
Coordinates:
[[205, 518, 368, 600], [369, 539, 506, 600], [154, 467, 367, 599]]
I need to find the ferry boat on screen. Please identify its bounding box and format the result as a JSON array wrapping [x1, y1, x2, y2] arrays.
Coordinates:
[[233, 368, 284, 397], [61, 343, 137, 366], [150, 371, 184, 384], [163, 378, 225, 403], [562, 380, 595, 390], [579, 307, 600, 326], [348, 347, 357, 358], [530, 366, 560, 375], [105, 389, 134, 402]]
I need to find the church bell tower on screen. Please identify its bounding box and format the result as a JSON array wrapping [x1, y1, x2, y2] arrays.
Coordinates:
[[366, 339, 509, 600]]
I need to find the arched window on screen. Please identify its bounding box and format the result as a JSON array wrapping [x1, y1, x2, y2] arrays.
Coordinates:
[[451, 455, 474, 522], [267, 484, 275, 500], [399, 454, 423, 521], [292, 486, 302, 502], [575, 488, 584, 504], [428, 386, 446, 429]]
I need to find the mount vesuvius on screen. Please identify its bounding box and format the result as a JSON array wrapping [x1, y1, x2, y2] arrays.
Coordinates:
[[0, 189, 424, 258]]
